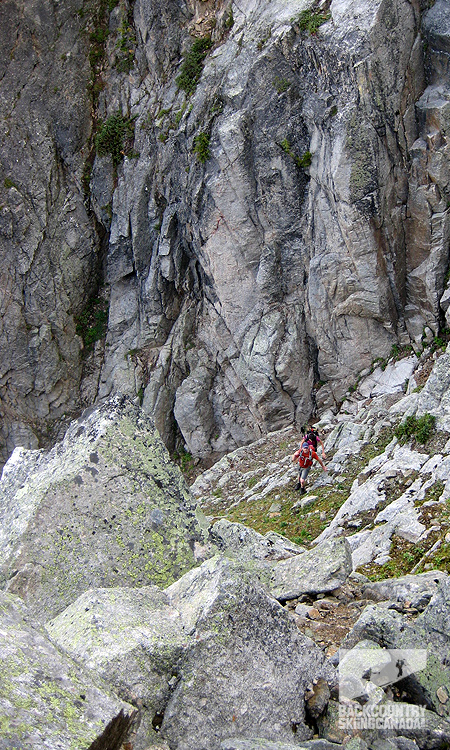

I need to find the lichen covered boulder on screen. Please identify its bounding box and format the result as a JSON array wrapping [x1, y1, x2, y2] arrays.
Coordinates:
[[269, 538, 353, 601], [0, 591, 136, 749], [162, 555, 335, 750], [46, 585, 187, 750], [0, 396, 209, 621]]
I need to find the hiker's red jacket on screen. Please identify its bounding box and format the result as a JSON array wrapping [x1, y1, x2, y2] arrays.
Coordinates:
[[293, 446, 320, 468]]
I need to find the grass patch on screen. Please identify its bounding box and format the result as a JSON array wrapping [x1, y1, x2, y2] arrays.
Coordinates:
[[360, 537, 428, 580], [176, 36, 212, 96], [279, 139, 312, 170], [273, 77, 291, 94], [201, 428, 393, 546], [360, 494, 450, 579], [294, 8, 331, 35], [115, 11, 136, 73], [394, 413, 436, 445], [172, 448, 197, 482]]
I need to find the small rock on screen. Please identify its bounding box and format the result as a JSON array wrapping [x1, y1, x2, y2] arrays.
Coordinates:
[[437, 686, 449, 704], [295, 603, 312, 617], [301, 495, 317, 508], [315, 598, 339, 610], [305, 677, 331, 720], [307, 607, 322, 620], [268, 502, 282, 513]]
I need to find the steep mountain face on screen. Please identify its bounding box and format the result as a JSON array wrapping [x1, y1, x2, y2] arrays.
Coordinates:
[[0, 0, 98, 463], [1, 0, 449, 467]]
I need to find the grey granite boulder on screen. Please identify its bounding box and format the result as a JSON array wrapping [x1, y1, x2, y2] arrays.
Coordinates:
[[220, 741, 344, 750], [46, 585, 187, 750], [210, 518, 306, 564], [269, 538, 353, 601], [319, 694, 450, 750], [162, 555, 335, 750], [0, 396, 209, 621], [419, 576, 450, 638], [0, 591, 136, 749], [342, 595, 450, 720], [415, 345, 450, 432], [362, 571, 448, 610]]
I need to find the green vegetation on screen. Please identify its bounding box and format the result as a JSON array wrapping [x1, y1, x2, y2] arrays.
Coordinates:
[[224, 7, 234, 30], [176, 36, 212, 96], [394, 413, 436, 445], [193, 132, 211, 163], [75, 296, 109, 351], [273, 77, 291, 94], [115, 9, 136, 73], [430, 328, 450, 352], [202, 430, 393, 546], [211, 96, 224, 115], [95, 112, 135, 166], [81, 158, 94, 197], [4, 177, 16, 189], [279, 139, 312, 169], [295, 7, 331, 35], [257, 28, 272, 50], [173, 448, 197, 481]]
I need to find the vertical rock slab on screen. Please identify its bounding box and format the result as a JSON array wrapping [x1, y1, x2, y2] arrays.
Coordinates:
[[0, 0, 98, 465], [0, 591, 137, 749], [0, 396, 208, 621]]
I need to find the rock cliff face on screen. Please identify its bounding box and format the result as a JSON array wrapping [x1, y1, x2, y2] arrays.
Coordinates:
[[1, 0, 450, 465]]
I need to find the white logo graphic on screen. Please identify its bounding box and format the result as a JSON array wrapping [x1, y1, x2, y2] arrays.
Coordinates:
[[338, 645, 428, 731]]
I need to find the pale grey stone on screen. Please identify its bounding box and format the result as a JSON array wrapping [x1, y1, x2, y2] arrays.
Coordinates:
[[0, 591, 136, 750], [357, 357, 418, 399], [220, 740, 343, 750], [210, 519, 305, 564], [162, 556, 335, 750], [269, 538, 353, 601], [362, 571, 448, 610], [46, 585, 186, 750], [0, 396, 208, 621]]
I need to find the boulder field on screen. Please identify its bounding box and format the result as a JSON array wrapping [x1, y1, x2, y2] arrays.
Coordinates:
[[1, 344, 450, 749]]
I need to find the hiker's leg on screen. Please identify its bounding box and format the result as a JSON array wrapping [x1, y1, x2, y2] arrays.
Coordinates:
[[300, 467, 310, 488]]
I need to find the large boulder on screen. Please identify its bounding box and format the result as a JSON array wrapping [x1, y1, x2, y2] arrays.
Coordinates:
[[0, 396, 209, 621], [46, 585, 187, 750], [342, 581, 450, 720], [161, 555, 335, 749], [269, 538, 353, 601], [0, 591, 136, 750], [361, 571, 448, 610], [210, 518, 306, 565]]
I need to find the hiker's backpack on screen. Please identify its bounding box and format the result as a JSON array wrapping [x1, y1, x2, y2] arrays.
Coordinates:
[[304, 430, 318, 450], [297, 442, 314, 468]]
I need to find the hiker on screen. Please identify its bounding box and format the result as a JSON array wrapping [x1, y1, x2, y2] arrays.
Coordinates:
[[301, 425, 326, 460], [292, 434, 328, 493]]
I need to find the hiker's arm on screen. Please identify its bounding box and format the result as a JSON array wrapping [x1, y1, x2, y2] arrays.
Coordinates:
[[318, 457, 328, 472], [318, 437, 326, 458]]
